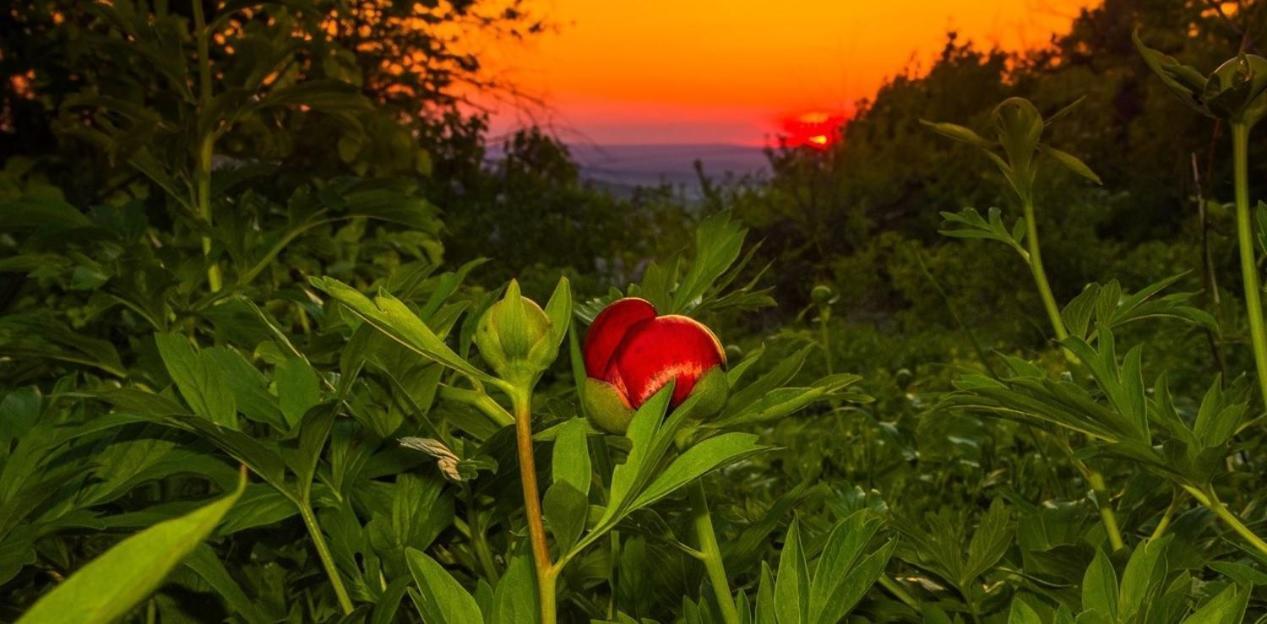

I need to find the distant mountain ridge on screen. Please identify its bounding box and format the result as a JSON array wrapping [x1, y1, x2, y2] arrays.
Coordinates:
[[565, 143, 770, 195]]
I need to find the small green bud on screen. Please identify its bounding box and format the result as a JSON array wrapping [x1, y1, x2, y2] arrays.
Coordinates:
[[475, 280, 554, 381], [811, 284, 834, 305]]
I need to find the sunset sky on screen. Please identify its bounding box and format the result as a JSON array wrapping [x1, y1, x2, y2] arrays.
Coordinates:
[[473, 0, 1097, 145]]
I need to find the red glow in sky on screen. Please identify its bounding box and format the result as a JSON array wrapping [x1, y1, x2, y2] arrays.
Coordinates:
[[782, 112, 846, 149], [471, 0, 1096, 145]]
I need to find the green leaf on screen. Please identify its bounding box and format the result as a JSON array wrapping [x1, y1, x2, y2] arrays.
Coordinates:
[[938, 208, 1027, 257], [1081, 548, 1118, 618], [291, 405, 336, 500], [406, 548, 484, 624], [543, 481, 588, 554], [16, 471, 246, 624], [1182, 583, 1250, 624], [277, 357, 322, 429], [310, 277, 492, 383], [155, 333, 238, 428], [491, 554, 537, 624], [1133, 30, 1212, 116], [1008, 596, 1044, 624], [755, 561, 777, 624], [671, 213, 746, 313], [1118, 536, 1171, 621], [808, 511, 882, 624], [920, 120, 993, 148], [629, 433, 764, 511], [551, 418, 591, 496], [601, 385, 676, 522], [1040, 144, 1102, 184], [775, 519, 809, 624], [372, 577, 414, 624], [963, 499, 1011, 586], [825, 540, 895, 621], [202, 348, 284, 429], [184, 545, 272, 624], [540, 276, 572, 360]]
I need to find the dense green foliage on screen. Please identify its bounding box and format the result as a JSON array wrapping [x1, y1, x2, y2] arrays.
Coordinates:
[[6, 0, 1267, 622]]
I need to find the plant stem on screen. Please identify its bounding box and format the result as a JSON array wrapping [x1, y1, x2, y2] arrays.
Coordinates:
[[1021, 198, 1068, 344], [1083, 464, 1126, 552], [191, 0, 221, 292], [818, 311, 833, 375], [1022, 200, 1127, 550], [688, 483, 741, 624], [440, 384, 515, 427], [511, 387, 556, 624], [1149, 489, 1182, 542], [298, 503, 354, 614], [1182, 484, 1267, 558], [1232, 123, 1267, 409]]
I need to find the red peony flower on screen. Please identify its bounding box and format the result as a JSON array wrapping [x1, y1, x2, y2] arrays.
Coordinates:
[[582, 298, 728, 433]]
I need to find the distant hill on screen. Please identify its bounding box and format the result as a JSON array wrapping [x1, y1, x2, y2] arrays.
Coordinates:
[[564, 143, 770, 197]]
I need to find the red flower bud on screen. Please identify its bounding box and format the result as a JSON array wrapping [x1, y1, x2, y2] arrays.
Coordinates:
[[582, 298, 728, 433]]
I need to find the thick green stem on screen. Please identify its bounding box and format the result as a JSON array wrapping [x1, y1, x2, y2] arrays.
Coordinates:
[[1021, 199, 1067, 343], [298, 503, 354, 614], [191, 1, 221, 292], [511, 387, 556, 624], [688, 483, 741, 624], [1232, 123, 1267, 409], [1182, 484, 1267, 558]]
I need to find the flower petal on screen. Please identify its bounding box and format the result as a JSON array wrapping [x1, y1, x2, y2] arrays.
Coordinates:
[[606, 314, 726, 408], [583, 297, 657, 378]]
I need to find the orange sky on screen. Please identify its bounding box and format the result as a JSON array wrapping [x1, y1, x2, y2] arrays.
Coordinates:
[[473, 0, 1097, 145]]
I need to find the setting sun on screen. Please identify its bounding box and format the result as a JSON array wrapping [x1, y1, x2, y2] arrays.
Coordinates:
[[781, 111, 845, 149]]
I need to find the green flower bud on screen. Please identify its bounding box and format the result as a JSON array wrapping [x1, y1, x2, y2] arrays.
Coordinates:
[[811, 284, 834, 305], [475, 280, 554, 381]]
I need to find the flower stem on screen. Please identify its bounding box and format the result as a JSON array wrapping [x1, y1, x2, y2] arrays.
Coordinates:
[[1232, 123, 1267, 409], [1023, 199, 1126, 551], [510, 387, 556, 624], [1021, 198, 1068, 344], [191, 0, 221, 293], [298, 503, 354, 614], [688, 483, 740, 624]]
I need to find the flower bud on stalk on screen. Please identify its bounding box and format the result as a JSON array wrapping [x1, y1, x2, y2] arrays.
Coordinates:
[[582, 298, 729, 434], [475, 280, 560, 385]]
